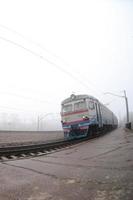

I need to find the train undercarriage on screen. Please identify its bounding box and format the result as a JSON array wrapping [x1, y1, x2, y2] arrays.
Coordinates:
[[64, 124, 117, 139]]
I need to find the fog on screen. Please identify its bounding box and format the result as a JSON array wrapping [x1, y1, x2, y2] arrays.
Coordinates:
[[0, 112, 62, 131], [0, 0, 132, 131]]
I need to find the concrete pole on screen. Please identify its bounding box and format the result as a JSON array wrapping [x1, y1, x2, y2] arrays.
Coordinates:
[[37, 113, 54, 131], [123, 90, 129, 124], [104, 90, 130, 128]]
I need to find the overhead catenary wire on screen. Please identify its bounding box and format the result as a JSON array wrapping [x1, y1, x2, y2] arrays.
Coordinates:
[[0, 24, 103, 97], [0, 91, 54, 104], [0, 35, 101, 96], [0, 104, 48, 114], [0, 24, 68, 66]]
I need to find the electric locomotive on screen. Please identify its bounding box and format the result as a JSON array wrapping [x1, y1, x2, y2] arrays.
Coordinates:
[[61, 94, 118, 139]]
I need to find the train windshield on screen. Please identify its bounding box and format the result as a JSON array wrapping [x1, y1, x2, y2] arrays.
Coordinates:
[[62, 104, 72, 113], [74, 101, 86, 111]]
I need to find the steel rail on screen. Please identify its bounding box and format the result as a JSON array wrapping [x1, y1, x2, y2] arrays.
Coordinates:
[[0, 137, 87, 160], [0, 129, 114, 161]]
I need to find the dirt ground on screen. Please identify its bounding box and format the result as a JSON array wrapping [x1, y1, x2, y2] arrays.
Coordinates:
[[0, 130, 64, 147], [0, 128, 133, 200]]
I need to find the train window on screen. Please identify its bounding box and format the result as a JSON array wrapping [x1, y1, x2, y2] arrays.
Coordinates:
[[89, 101, 94, 110], [74, 101, 86, 111], [62, 104, 72, 113]]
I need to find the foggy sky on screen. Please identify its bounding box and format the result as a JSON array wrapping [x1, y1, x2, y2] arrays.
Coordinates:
[[0, 0, 132, 130]]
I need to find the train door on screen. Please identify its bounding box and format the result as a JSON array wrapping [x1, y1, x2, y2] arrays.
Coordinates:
[[95, 102, 102, 127]]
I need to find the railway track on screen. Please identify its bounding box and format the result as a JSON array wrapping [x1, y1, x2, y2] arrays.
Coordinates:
[[0, 129, 114, 162], [0, 137, 88, 162]]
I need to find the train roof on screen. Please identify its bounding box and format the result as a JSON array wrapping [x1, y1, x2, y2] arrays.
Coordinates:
[[61, 94, 98, 104], [61, 94, 118, 119]]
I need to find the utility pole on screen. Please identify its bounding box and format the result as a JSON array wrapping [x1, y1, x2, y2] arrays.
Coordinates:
[[123, 90, 129, 124], [104, 90, 131, 128], [37, 113, 55, 131]]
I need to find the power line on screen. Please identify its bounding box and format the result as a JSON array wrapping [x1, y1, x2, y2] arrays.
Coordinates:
[[0, 24, 68, 66], [0, 35, 101, 96], [0, 91, 53, 104], [0, 105, 41, 113], [0, 24, 102, 96], [0, 104, 59, 115]]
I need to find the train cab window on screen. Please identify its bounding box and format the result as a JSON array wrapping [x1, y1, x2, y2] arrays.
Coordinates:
[[89, 101, 94, 110], [62, 104, 72, 113], [74, 101, 86, 111]]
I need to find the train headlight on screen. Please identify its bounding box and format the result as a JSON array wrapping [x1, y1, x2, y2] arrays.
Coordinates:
[[83, 116, 89, 120]]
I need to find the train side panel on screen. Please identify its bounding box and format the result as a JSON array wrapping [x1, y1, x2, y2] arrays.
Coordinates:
[[61, 94, 118, 139], [100, 103, 118, 130]]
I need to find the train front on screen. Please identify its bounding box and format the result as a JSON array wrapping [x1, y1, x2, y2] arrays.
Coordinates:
[[61, 94, 90, 139]]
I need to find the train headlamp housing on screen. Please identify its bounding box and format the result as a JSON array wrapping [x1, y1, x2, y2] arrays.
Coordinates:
[[61, 119, 66, 124], [82, 116, 89, 120]]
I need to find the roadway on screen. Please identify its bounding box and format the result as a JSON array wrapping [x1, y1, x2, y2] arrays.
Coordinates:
[[0, 128, 133, 200]]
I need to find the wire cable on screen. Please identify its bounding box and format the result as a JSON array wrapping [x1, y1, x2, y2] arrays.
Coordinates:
[[0, 35, 100, 96], [0, 91, 53, 104], [0, 24, 68, 65], [0, 24, 103, 96]]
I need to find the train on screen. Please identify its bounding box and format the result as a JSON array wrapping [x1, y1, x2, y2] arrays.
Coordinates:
[[61, 94, 118, 139]]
